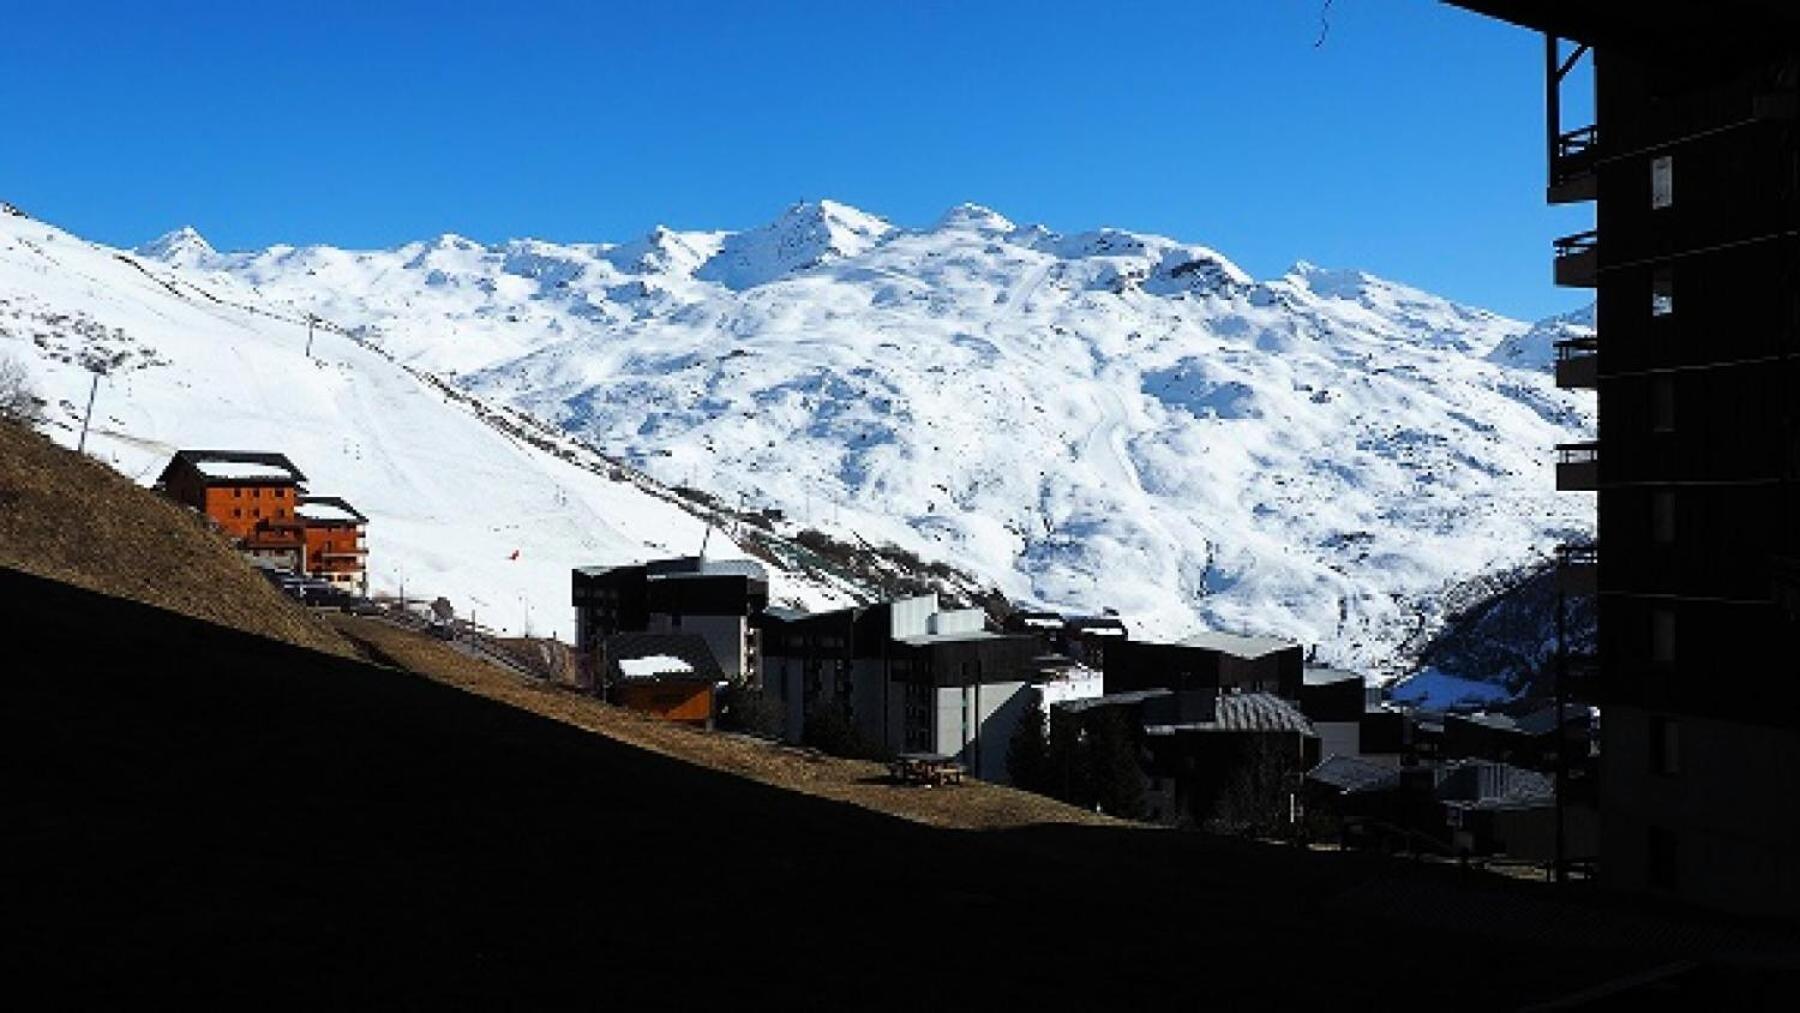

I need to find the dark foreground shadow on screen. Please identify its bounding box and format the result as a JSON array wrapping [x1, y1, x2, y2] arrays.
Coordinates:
[[5, 567, 1795, 1008]]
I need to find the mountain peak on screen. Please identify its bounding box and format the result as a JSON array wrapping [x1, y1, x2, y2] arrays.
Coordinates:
[[137, 226, 216, 266], [693, 198, 893, 291], [934, 202, 1015, 233]]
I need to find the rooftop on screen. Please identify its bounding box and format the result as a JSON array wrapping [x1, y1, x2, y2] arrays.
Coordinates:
[[1144, 692, 1316, 736], [1180, 629, 1297, 660], [1303, 666, 1364, 687], [574, 555, 769, 583], [165, 450, 307, 485], [604, 632, 725, 683], [1305, 755, 1403, 794], [296, 496, 367, 525], [1055, 689, 1174, 714], [896, 630, 1007, 646]]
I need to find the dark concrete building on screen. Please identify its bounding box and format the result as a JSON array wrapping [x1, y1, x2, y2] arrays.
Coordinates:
[[1104, 631, 1304, 700], [1448, 0, 1800, 915], [571, 556, 769, 690]]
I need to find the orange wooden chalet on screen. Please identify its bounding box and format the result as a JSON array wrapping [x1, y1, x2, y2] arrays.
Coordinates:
[[157, 450, 308, 571], [296, 496, 369, 594]]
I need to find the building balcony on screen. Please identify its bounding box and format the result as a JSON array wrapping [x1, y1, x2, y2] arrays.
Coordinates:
[[1553, 230, 1599, 288], [1560, 651, 1600, 698], [1556, 442, 1600, 492], [1548, 126, 1599, 204], [1776, 556, 1800, 619], [1554, 336, 1598, 389], [1557, 542, 1598, 596]]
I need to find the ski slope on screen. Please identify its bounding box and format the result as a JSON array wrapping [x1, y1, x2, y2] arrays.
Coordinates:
[[0, 209, 850, 637], [4, 198, 1596, 672]]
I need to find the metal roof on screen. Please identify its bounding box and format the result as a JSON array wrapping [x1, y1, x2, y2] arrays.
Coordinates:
[[1305, 755, 1403, 794], [1180, 629, 1297, 660], [1144, 692, 1316, 736], [896, 630, 1007, 646], [1054, 690, 1173, 714]]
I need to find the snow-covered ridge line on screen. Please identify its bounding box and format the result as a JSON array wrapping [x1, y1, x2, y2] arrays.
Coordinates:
[[14, 200, 1596, 671]]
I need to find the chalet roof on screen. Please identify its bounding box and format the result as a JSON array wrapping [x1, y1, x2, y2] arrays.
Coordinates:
[[617, 654, 694, 678], [1145, 692, 1316, 736], [296, 496, 368, 525], [604, 632, 724, 683], [1180, 630, 1297, 660], [163, 449, 306, 485]]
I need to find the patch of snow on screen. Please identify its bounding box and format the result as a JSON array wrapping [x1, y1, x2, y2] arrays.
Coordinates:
[[193, 461, 296, 482], [617, 654, 694, 678], [1388, 667, 1516, 711]]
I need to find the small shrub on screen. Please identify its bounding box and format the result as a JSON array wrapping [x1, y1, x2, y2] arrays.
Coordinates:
[[801, 706, 888, 762], [716, 682, 781, 737], [0, 356, 45, 428]]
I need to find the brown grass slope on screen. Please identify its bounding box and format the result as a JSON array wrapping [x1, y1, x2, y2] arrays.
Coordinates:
[[330, 614, 1117, 831], [0, 422, 350, 656]]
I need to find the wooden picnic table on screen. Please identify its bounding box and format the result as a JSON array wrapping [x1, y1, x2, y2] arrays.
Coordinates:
[[890, 752, 965, 787]]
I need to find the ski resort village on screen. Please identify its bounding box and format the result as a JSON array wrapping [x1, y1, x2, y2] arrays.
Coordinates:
[[4, 0, 1798, 1004]]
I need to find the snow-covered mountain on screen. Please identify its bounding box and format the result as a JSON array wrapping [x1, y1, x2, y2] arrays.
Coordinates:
[[0, 211, 860, 639], [5, 199, 1595, 672]]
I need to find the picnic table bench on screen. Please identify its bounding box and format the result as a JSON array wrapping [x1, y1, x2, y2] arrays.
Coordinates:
[[889, 752, 965, 787]]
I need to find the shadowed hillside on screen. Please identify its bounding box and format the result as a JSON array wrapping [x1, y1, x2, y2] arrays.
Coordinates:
[[0, 422, 350, 655], [9, 566, 1795, 1007]]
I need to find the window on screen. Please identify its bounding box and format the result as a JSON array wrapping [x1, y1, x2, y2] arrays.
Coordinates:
[[1651, 267, 1674, 317], [1651, 607, 1677, 666], [1650, 714, 1681, 775], [1652, 491, 1677, 544], [232, 508, 242, 518], [1652, 376, 1676, 432], [1651, 155, 1673, 209], [232, 488, 242, 499]]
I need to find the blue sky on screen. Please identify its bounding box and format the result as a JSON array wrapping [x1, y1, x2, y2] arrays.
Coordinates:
[[0, 1, 1590, 320]]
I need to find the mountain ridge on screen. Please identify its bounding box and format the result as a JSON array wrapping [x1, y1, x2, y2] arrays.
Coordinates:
[[9, 199, 1595, 673]]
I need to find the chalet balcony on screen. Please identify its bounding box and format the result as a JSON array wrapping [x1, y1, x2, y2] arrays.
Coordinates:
[[1557, 542, 1598, 596], [1556, 442, 1600, 492], [1548, 126, 1599, 204], [1553, 230, 1599, 288], [1554, 336, 1598, 389]]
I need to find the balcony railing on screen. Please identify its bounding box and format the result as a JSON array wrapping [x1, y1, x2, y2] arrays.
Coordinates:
[[1549, 126, 1599, 203], [1554, 336, 1598, 389], [1556, 442, 1600, 491], [1557, 542, 1598, 595], [1553, 230, 1599, 288]]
